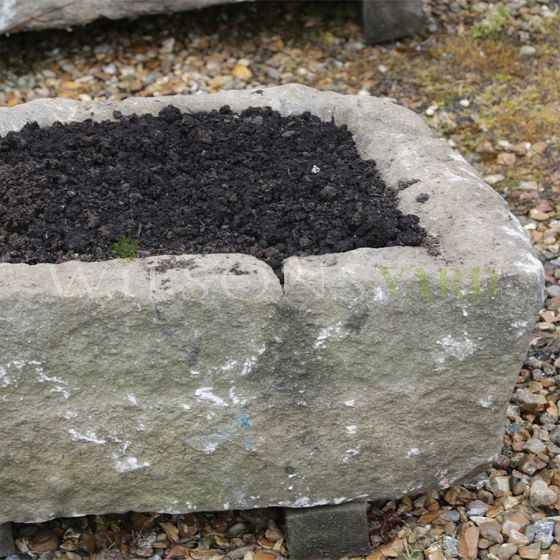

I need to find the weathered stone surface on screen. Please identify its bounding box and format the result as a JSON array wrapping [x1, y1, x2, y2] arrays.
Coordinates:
[[0, 0, 243, 35], [0, 85, 544, 524], [284, 502, 369, 560]]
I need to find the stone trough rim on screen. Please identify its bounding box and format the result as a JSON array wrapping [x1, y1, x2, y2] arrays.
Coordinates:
[[0, 84, 543, 301]]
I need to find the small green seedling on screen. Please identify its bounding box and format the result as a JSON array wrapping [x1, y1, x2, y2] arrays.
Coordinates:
[[112, 235, 140, 264]]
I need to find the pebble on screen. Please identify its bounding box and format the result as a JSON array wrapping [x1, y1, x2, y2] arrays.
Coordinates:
[[425, 104, 439, 116], [529, 480, 558, 508], [547, 285, 560, 298], [526, 357, 543, 368], [520, 45, 537, 57], [161, 38, 176, 52], [231, 63, 252, 80], [478, 537, 492, 550], [441, 509, 461, 523], [530, 480, 558, 508], [264, 528, 283, 542], [29, 531, 59, 553], [492, 543, 518, 560], [507, 403, 521, 419], [550, 426, 560, 444], [523, 438, 547, 454], [497, 152, 517, 166], [228, 547, 254, 559], [529, 208, 550, 221], [90, 551, 131, 560], [484, 174, 505, 185], [514, 389, 547, 411], [135, 549, 154, 558], [503, 496, 520, 509], [457, 525, 479, 559], [254, 551, 275, 560], [443, 536, 459, 558], [136, 534, 156, 549], [502, 512, 530, 536], [228, 523, 247, 537], [518, 543, 541, 559], [466, 500, 490, 516], [519, 181, 539, 191], [424, 544, 446, 560], [480, 521, 503, 544], [519, 454, 547, 475], [489, 476, 511, 497], [509, 529, 530, 546], [533, 519, 555, 549]]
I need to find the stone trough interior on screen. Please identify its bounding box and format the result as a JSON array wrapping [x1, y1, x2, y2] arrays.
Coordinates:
[[0, 102, 426, 276], [0, 85, 544, 558]]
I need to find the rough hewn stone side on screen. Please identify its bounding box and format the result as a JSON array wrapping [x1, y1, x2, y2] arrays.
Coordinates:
[[0, 86, 543, 523]]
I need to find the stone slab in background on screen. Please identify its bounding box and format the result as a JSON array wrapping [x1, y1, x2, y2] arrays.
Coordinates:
[[0, 85, 543, 524], [0, 0, 244, 35], [0, 0, 425, 42]]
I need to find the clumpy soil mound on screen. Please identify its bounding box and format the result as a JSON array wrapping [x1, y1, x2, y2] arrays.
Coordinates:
[[0, 106, 425, 275]]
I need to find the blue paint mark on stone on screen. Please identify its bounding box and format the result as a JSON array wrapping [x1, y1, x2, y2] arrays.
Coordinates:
[[235, 411, 254, 452], [184, 412, 254, 453]]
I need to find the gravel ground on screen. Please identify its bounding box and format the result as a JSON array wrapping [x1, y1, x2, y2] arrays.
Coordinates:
[[1, 1, 560, 559]]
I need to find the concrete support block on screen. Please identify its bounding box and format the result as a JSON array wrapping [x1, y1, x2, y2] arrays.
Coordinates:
[[284, 502, 369, 560], [362, 0, 425, 43], [0, 523, 15, 558]]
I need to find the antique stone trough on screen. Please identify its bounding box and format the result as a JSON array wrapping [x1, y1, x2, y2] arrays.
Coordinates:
[[0, 86, 543, 528]]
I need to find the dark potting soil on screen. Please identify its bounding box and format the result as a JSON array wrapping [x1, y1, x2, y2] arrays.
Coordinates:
[[0, 105, 425, 276]]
